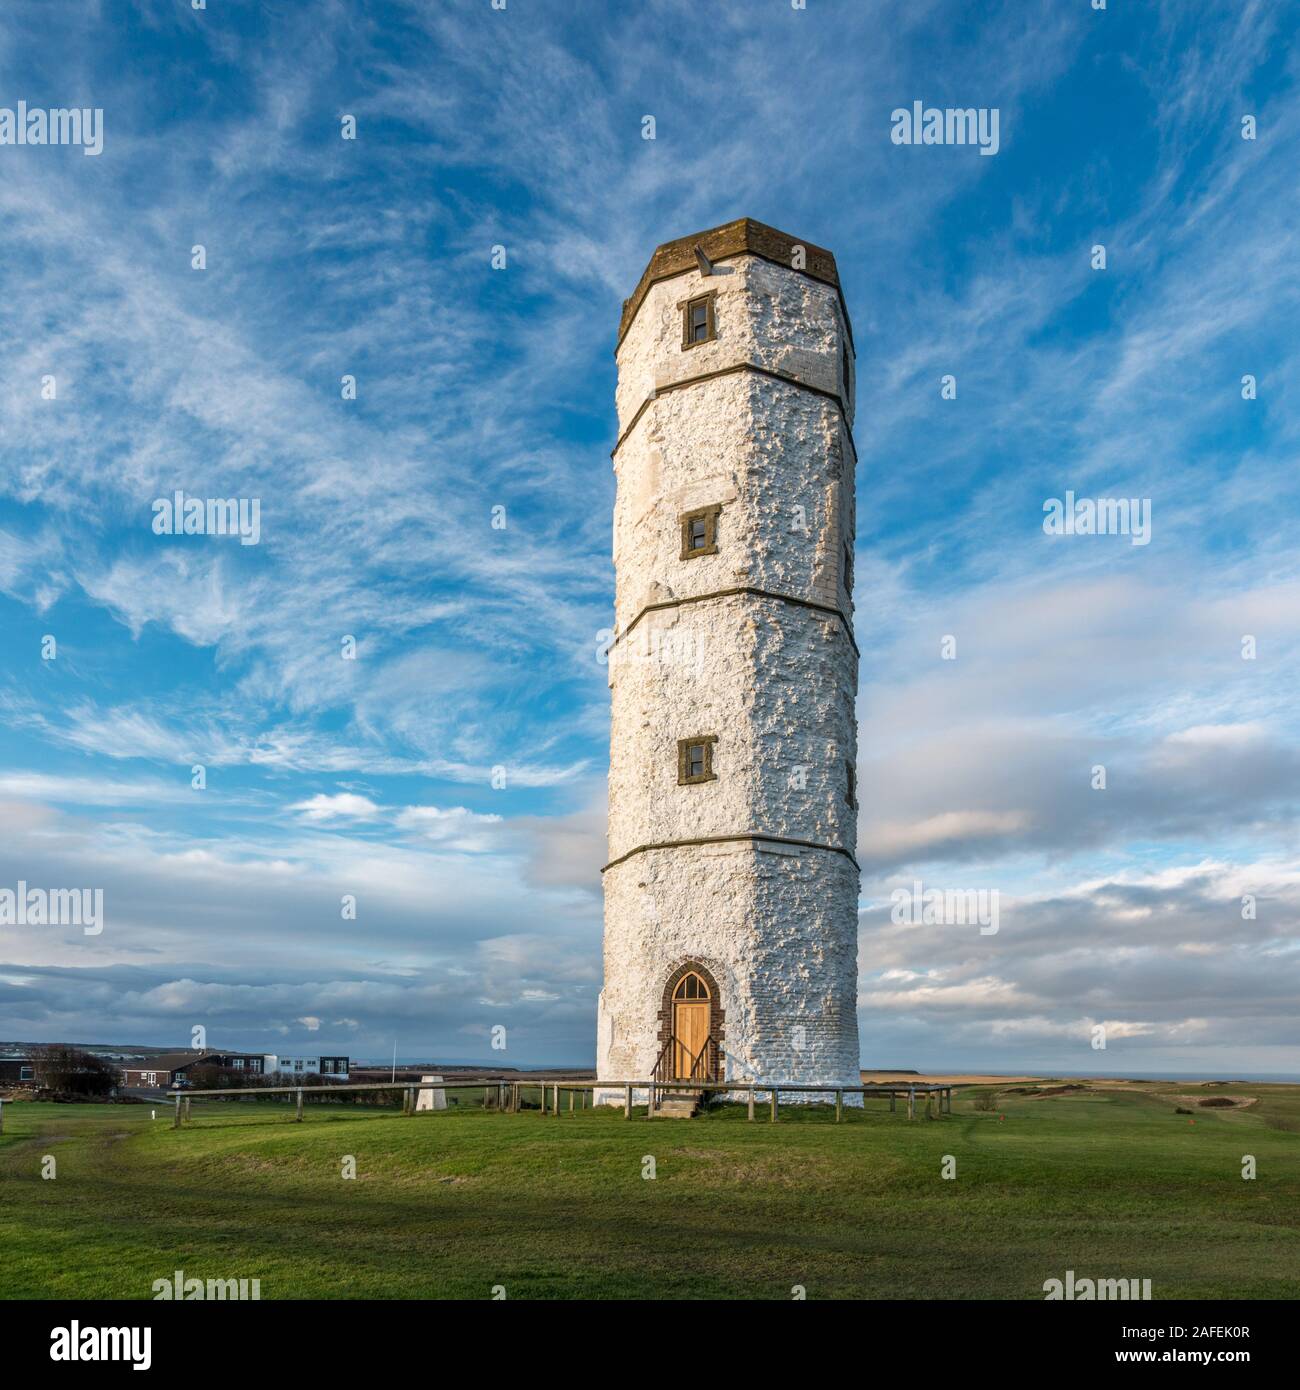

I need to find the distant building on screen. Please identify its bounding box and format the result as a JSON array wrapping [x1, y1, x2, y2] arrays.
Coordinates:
[[118, 1051, 267, 1088], [0, 1052, 36, 1084], [263, 1055, 349, 1079]]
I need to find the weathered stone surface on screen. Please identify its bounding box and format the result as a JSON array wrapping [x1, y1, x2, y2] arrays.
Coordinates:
[[615, 252, 853, 432], [607, 598, 856, 860], [597, 225, 861, 1103], [617, 217, 847, 349], [612, 375, 853, 633], [600, 847, 861, 1091]]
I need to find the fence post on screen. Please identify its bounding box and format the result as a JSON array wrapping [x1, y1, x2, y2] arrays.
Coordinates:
[[296, 1088, 304, 1122], [747, 1086, 755, 1122], [890, 1091, 896, 1113], [173, 1095, 182, 1129], [624, 1085, 632, 1119], [770, 1089, 778, 1124], [907, 1088, 915, 1120], [568, 1088, 574, 1113], [835, 1089, 843, 1123], [184, 1097, 192, 1124]]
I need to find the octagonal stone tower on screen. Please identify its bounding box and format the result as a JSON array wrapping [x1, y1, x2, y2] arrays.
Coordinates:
[[595, 218, 861, 1104]]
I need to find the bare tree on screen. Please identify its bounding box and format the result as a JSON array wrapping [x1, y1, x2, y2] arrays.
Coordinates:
[[33, 1044, 116, 1096]]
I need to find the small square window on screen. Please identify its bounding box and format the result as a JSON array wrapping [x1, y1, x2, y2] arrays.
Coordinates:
[[680, 292, 717, 349], [677, 735, 718, 785], [680, 504, 721, 559]]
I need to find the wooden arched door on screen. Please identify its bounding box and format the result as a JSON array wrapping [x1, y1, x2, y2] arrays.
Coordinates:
[[672, 971, 712, 1080]]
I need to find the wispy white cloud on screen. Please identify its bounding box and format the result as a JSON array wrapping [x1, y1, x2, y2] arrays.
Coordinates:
[[290, 792, 382, 822]]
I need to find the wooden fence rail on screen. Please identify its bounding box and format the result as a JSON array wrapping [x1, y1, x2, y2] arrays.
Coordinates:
[[164, 1078, 955, 1126]]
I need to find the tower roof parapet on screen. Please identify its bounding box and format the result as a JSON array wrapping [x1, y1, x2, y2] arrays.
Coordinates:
[[618, 217, 850, 350]]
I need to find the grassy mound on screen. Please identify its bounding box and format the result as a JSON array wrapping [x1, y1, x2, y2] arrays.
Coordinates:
[[2, 1081, 1298, 1300]]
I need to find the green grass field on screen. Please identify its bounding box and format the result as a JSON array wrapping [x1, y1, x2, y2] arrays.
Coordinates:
[[2, 1081, 1298, 1300]]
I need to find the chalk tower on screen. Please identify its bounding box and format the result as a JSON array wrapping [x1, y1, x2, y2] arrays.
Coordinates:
[[596, 219, 860, 1104]]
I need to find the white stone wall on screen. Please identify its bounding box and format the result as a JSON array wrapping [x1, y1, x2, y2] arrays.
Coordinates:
[[612, 375, 854, 633], [606, 597, 856, 860], [598, 243, 860, 1100], [599, 845, 861, 1094]]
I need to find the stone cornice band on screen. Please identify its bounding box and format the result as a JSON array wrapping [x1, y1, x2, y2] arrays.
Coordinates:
[[602, 833, 859, 874], [615, 585, 859, 658]]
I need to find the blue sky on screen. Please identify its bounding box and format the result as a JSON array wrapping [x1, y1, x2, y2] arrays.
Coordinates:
[[1, 0, 1297, 1073]]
